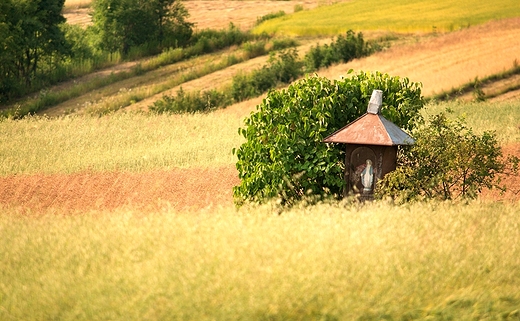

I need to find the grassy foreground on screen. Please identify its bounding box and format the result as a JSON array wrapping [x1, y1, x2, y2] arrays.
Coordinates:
[[1, 200, 520, 320], [254, 0, 520, 35]]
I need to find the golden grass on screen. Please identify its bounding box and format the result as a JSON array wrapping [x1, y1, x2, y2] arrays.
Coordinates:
[[1, 200, 520, 320], [422, 100, 520, 143], [0, 112, 244, 176], [2, 99, 518, 178]]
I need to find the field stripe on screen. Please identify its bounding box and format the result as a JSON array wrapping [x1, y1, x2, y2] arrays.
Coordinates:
[[0, 166, 239, 212]]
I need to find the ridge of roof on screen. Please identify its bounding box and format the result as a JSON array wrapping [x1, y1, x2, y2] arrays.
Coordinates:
[[323, 113, 414, 146]]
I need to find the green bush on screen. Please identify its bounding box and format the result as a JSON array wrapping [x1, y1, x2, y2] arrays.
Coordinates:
[[233, 71, 424, 205], [271, 38, 299, 51], [255, 11, 286, 26], [189, 23, 258, 54], [150, 87, 231, 113], [304, 30, 368, 72], [377, 112, 519, 202], [242, 41, 268, 59], [231, 49, 303, 102]]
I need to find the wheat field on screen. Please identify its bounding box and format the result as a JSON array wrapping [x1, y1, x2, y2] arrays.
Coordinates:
[[1, 200, 520, 320]]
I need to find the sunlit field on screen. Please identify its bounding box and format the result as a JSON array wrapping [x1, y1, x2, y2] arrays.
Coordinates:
[[319, 18, 520, 98], [254, 0, 520, 35], [0, 112, 243, 176], [424, 100, 520, 143], [2, 1, 520, 319], [1, 200, 519, 320], [1, 100, 519, 177]]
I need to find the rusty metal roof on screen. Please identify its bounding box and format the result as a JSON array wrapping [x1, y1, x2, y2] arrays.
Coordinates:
[[323, 113, 415, 146]]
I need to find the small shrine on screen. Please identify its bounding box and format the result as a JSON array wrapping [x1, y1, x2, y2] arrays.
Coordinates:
[[322, 90, 414, 199]]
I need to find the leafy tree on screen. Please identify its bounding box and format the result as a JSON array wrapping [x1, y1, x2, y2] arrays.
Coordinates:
[[91, 0, 193, 56], [0, 0, 70, 102], [377, 112, 519, 202], [233, 71, 424, 205]]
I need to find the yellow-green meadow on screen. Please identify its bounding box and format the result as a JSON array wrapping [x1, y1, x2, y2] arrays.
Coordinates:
[[1, 200, 519, 320], [254, 0, 520, 35]]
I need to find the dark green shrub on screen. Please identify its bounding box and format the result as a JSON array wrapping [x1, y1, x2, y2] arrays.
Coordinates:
[[269, 48, 304, 83], [251, 67, 279, 94], [189, 23, 256, 52], [334, 30, 365, 62], [231, 49, 304, 102], [230, 72, 259, 102], [304, 30, 368, 73], [233, 71, 424, 205], [150, 87, 230, 113], [377, 112, 519, 202], [271, 38, 299, 51], [255, 11, 286, 26], [242, 41, 268, 59]]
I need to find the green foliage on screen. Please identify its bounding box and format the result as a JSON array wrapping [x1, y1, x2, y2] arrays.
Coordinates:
[[188, 23, 257, 56], [472, 77, 486, 102], [242, 41, 268, 59], [233, 71, 424, 205], [378, 111, 519, 202], [230, 30, 375, 104], [0, 0, 70, 103], [304, 30, 367, 72], [91, 0, 193, 56], [150, 87, 231, 113], [255, 10, 286, 26], [231, 49, 304, 102]]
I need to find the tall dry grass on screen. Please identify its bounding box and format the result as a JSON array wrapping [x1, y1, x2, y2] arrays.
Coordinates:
[[0, 112, 244, 176], [423, 100, 520, 143], [1, 200, 519, 320], [1, 99, 518, 176]]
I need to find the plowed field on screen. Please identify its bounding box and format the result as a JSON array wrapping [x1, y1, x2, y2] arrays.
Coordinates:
[[0, 166, 240, 212]]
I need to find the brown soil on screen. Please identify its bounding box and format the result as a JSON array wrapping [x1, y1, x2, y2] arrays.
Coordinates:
[[0, 166, 240, 212], [480, 143, 520, 201]]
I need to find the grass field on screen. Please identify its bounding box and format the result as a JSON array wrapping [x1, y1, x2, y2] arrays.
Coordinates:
[[0, 112, 243, 176], [1, 100, 519, 177], [1, 1, 520, 320], [254, 0, 520, 35], [1, 201, 520, 320]]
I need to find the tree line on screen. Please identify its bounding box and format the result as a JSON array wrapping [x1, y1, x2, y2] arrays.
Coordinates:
[[0, 0, 193, 104]]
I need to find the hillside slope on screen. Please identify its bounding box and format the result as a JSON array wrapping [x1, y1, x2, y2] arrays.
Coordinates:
[[319, 17, 520, 97]]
